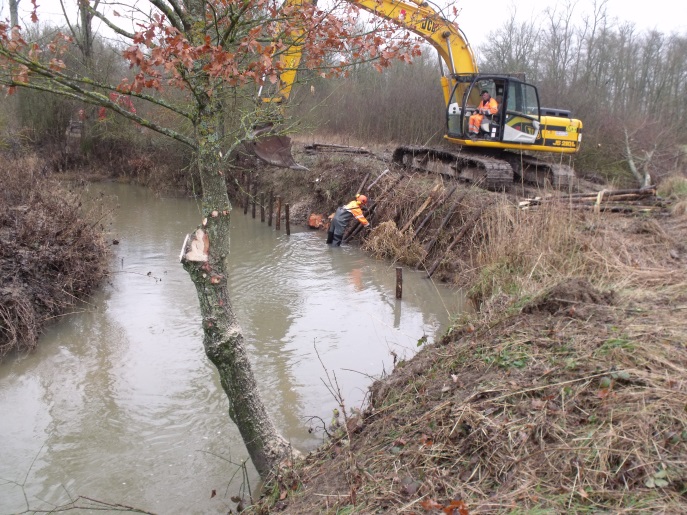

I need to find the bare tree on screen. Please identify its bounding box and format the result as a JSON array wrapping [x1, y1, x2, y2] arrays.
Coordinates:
[[480, 8, 539, 77]]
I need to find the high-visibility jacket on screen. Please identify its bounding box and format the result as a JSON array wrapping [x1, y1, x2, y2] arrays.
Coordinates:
[[477, 97, 499, 116], [469, 97, 499, 133], [342, 199, 370, 227]]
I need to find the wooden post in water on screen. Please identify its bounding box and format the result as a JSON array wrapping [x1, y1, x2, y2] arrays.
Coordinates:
[[285, 204, 290, 235], [244, 173, 250, 215], [268, 191, 274, 227], [260, 192, 265, 222], [240, 172, 246, 208], [275, 196, 282, 230], [396, 267, 403, 299], [251, 181, 257, 219]]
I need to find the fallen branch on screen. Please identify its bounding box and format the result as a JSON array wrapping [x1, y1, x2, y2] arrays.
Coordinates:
[[519, 187, 658, 209], [400, 183, 441, 233], [426, 206, 486, 278], [412, 184, 458, 241]]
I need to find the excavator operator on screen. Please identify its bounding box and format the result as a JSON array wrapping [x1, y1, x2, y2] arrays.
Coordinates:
[[326, 194, 370, 246], [469, 90, 499, 138]]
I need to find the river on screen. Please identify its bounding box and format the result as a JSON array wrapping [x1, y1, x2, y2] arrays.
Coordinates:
[[0, 182, 466, 514]]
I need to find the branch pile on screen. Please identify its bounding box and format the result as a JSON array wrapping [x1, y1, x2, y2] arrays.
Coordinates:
[[518, 187, 664, 213], [0, 155, 111, 358]]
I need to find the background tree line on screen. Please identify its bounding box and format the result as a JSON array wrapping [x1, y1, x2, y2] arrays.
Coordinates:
[[1, 3, 685, 186], [291, 4, 687, 185]]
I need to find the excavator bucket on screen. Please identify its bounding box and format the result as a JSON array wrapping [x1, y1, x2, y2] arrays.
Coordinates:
[[244, 124, 309, 171]]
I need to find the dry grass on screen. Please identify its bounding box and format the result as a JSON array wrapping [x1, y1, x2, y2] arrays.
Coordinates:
[[0, 153, 111, 358], [360, 307, 687, 512], [672, 200, 687, 217], [362, 220, 425, 266], [658, 175, 687, 200], [467, 199, 682, 307]]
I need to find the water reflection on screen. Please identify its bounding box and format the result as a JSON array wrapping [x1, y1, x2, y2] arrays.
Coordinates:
[[0, 182, 465, 513]]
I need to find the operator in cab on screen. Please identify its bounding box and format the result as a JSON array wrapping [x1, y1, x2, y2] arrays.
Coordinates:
[[468, 90, 499, 137], [326, 194, 370, 246]]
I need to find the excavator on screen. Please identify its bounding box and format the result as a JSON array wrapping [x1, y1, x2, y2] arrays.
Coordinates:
[[249, 0, 583, 189]]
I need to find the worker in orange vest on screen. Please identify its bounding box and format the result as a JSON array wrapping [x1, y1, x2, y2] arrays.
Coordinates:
[[326, 194, 370, 246], [469, 90, 498, 137]]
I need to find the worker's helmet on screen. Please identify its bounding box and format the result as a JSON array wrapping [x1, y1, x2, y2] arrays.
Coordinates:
[[357, 194, 368, 205]]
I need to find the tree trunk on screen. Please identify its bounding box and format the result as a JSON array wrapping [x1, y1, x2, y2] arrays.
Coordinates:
[[9, 0, 19, 26], [181, 92, 294, 478]]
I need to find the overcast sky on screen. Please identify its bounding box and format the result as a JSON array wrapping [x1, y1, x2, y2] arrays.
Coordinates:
[[456, 0, 687, 47], [3, 0, 686, 48]]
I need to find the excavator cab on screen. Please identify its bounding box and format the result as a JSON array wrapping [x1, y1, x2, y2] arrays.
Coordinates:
[[447, 76, 542, 146]]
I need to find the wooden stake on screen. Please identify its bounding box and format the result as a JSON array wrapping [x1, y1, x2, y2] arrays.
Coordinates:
[[366, 169, 389, 191], [357, 172, 371, 194], [422, 190, 469, 256], [285, 204, 291, 235], [400, 183, 441, 233], [396, 267, 403, 299], [260, 192, 265, 222], [276, 195, 282, 230], [268, 191, 274, 226], [244, 173, 250, 215], [251, 181, 257, 219], [413, 184, 458, 240]]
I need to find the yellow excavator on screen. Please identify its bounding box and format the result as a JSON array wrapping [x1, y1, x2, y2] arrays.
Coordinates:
[[250, 0, 583, 189]]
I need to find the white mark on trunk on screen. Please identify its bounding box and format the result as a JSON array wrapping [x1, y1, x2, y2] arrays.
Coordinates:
[[184, 228, 209, 262]]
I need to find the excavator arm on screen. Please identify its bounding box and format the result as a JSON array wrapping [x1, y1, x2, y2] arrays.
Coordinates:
[[266, 0, 478, 107], [250, 0, 478, 168]]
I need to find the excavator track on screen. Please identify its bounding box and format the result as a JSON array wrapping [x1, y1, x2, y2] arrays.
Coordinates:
[[392, 146, 513, 190], [392, 146, 577, 190], [507, 155, 576, 189]]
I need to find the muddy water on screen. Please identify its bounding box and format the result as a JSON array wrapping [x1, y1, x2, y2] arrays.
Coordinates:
[[0, 182, 466, 514]]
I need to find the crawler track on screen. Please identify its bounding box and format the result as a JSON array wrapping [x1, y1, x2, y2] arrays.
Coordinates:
[[392, 145, 576, 190], [392, 146, 512, 190]]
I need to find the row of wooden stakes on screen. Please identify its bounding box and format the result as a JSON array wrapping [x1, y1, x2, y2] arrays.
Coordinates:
[[240, 174, 292, 235]]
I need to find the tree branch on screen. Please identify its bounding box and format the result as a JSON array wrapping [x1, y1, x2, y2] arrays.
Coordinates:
[[87, 5, 136, 40], [148, 0, 185, 33]]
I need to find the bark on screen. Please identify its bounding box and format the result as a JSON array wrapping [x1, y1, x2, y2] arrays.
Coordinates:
[[180, 79, 294, 478], [623, 128, 653, 189], [10, 0, 19, 27]]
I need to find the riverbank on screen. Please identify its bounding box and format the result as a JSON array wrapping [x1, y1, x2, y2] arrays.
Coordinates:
[[3, 144, 686, 513], [0, 154, 111, 359], [239, 148, 687, 513]]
